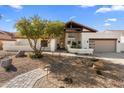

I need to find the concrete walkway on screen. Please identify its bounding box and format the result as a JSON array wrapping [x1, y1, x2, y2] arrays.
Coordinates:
[[2, 68, 49, 88], [43, 52, 113, 60], [43, 52, 124, 65], [43, 52, 94, 58]]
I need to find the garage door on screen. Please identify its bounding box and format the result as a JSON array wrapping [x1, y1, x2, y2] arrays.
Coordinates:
[[89, 39, 116, 53]]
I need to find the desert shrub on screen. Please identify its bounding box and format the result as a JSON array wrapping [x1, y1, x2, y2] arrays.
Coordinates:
[[4, 66, 11, 72], [90, 58, 99, 62], [29, 53, 43, 59], [63, 77, 73, 84], [96, 70, 102, 75]]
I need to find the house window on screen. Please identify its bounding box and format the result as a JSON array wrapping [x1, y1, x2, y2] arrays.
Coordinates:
[[68, 33, 75, 38], [41, 40, 48, 47]]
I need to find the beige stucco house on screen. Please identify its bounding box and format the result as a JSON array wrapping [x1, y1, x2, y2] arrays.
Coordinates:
[[64, 21, 124, 54], [2, 21, 124, 54]]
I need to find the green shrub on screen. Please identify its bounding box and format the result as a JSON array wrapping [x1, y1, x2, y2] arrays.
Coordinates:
[[90, 58, 99, 62], [4, 66, 11, 72], [29, 53, 43, 59]]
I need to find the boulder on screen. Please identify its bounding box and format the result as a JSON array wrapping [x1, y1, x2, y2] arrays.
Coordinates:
[[59, 86, 65, 88], [63, 77, 73, 84], [1, 58, 12, 68], [15, 51, 25, 58], [96, 70, 102, 75], [93, 61, 105, 70], [87, 62, 94, 67]]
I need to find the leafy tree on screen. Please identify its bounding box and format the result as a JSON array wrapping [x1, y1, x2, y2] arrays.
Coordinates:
[[45, 21, 65, 57], [15, 15, 65, 58], [45, 21, 65, 39], [15, 15, 47, 57]]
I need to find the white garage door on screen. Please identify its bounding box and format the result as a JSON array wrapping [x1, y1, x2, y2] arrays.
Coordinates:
[[89, 39, 116, 53]]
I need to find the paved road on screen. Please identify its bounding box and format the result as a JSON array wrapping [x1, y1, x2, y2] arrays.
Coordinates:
[[2, 68, 49, 88]]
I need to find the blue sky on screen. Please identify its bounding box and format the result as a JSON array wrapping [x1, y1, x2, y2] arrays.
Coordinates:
[[0, 5, 124, 32]]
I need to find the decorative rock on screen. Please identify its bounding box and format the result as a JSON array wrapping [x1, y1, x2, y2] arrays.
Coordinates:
[[96, 70, 102, 75], [59, 86, 65, 88], [87, 62, 94, 67], [92, 61, 104, 70], [15, 51, 25, 58], [90, 58, 99, 62], [63, 77, 73, 84], [1, 58, 12, 68], [44, 64, 51, 71]]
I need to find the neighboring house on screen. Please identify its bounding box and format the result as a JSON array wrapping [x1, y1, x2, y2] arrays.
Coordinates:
[[2, 21, 124, 54], [0, 30, 15, 50]]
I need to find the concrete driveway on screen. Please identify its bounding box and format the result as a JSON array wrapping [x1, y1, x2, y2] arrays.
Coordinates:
[[94, 53, 124, 65]]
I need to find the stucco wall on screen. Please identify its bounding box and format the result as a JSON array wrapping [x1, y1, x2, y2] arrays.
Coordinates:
[[120, 36, 124, 43], [65, 33, 81, 49], [81, 32, 122, 53], [2, 39, 57, 52]]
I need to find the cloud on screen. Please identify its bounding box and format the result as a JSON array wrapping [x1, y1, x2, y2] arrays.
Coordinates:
[[0, 14, 4, 19], [80, 5, 96, 8], [96, 7, 111, 13], [105, 18, 117, 22], [104, 23, 111, 26], [69, 16, 76, 20], [9, 5, 23, 9], [5, 19, 12, 22], [112, 5, 124, 11], [96, 5, 124, 13], [93, 25, 97, 28]]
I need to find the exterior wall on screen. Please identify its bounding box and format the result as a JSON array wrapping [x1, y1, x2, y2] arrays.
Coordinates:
[[65, 33, 81, 49], [119, 43, 124, 52], [50, 39, 57, 51], [120, 36, 124, 43], [2, 39, 57, 52], [81, 32, 122, 53], [119, 36, 124, 52], [67, 45, 93, 54]]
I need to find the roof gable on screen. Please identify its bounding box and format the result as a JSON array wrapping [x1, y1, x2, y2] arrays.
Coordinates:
[[65, 21, 97, 32]]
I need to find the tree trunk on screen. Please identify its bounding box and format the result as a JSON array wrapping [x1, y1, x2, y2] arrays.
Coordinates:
[[28, 38, 43, 58]]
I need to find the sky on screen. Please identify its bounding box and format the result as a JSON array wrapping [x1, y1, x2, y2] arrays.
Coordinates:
[[0, 5, 124, 32]]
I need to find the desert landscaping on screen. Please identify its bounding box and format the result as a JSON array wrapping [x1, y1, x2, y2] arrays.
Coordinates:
[[0, 51, 124, 88]]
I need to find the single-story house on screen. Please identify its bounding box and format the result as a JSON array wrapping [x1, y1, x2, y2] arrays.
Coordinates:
[[2, 21, 124, 54], [64, 21, 124, 54]]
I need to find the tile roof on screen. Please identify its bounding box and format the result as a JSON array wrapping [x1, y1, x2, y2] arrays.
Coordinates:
[[0, 30, 16, 41]]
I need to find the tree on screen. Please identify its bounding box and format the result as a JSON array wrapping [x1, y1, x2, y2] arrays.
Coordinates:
[[15, 15, 65, 58], [15, 15, 47, 57], [45, 21, 65, 57], [45, 21, 65, 39]]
